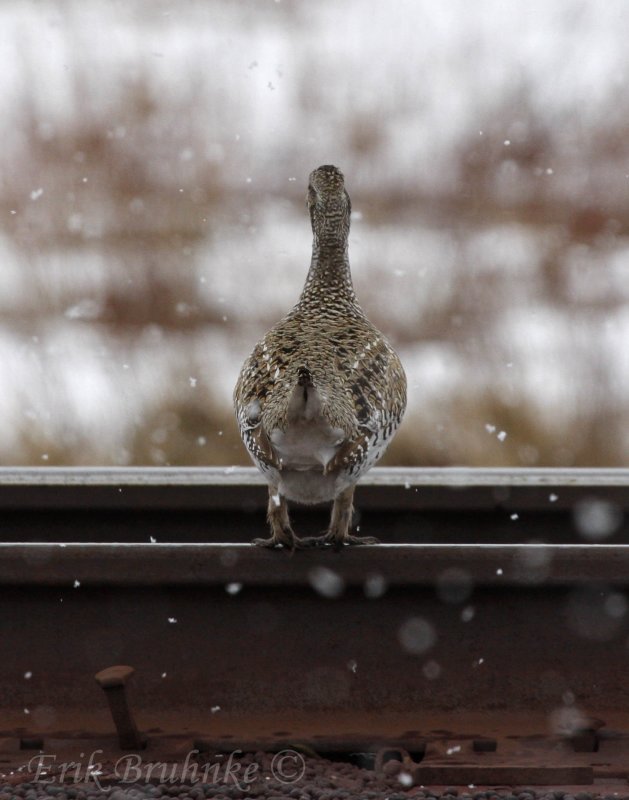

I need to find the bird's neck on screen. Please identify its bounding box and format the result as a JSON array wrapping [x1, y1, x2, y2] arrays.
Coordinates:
[[300, 235, 355, 304]]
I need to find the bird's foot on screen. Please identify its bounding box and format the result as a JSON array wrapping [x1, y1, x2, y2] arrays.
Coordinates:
[[252, 527, 302, 551], [299, 533, 332, 549], [300, 532, 380, 550], [344, 534, 380, 546], [252, 536, 284, 549]]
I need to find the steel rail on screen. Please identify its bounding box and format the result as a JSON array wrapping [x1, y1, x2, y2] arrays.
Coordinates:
[[0, 466, 627, 499], [0, 468, 627, 544], [0, 466, 628, 484], [1, 469, 629, 789], [1, 542, 629, 585]]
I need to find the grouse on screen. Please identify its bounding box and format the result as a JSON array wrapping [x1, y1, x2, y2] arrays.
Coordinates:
[[234, 165, 407, 548]]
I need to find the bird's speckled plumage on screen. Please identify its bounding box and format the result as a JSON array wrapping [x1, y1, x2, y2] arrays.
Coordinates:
[[234, 165, 407, 548]]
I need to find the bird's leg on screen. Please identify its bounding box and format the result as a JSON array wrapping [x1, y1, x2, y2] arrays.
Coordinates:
[[302, 486, 380, 549], [252, 487, 300, 550], [329, 485, 379, 548]]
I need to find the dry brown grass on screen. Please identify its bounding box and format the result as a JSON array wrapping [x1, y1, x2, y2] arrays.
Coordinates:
[[1, 15, 627, 468]]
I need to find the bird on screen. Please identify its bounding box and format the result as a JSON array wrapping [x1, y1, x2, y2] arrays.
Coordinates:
[[233, 164, 407, 549]]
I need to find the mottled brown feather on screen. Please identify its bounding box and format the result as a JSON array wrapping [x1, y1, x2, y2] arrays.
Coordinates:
[[234, 164, 406, 489]]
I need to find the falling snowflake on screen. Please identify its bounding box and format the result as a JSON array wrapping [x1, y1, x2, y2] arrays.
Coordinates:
[[398, 617, 436, 655], [398, 772, 413, 787], [309, 567, 344, 599], [461, 606, 475, 622], [364, 573, 387, 599], [422, 660, 441, 680]]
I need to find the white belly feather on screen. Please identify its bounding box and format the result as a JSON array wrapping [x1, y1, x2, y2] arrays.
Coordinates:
[[268, 383, 348, 504]]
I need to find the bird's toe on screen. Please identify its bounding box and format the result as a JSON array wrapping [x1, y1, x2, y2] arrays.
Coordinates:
[[299, 534, 334, 549], [343, 534, 380, 546]]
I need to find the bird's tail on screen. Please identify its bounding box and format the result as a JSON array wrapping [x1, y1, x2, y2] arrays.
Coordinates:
[[297, 365, 313, 388]]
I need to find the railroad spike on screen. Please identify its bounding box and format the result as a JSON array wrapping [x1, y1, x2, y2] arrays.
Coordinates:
[[94, 664, 146, 750]]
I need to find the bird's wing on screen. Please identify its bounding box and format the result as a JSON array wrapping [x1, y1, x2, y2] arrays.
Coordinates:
[[233, 343, 282, 470], [323, 337, 407, 475]]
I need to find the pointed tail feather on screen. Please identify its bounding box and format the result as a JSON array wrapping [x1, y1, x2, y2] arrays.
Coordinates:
[[297, 366, 313, 387]]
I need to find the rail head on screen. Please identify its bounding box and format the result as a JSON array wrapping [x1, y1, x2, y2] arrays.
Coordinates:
[[1, 466, 628, 486], [0, 467, 627, 510]]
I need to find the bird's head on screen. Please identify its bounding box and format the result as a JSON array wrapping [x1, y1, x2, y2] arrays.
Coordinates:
[[307, 164, 351, 246]]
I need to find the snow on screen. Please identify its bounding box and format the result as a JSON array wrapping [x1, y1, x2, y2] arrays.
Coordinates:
[[363, 573, 387, 598], [573, 499, 623, 541], [308, 566, 344, 599], [436, 567, 473, 604], [461, 606, 475, 622], [549, 705, 589, 736], [398, 616, 436, 655], [605, 593, 627, 619], [422, 660, 441, 680], [398, 772, 413, 787], [64, 299, 103, 321]]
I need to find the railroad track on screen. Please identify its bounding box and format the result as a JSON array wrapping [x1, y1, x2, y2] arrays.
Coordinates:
[[1, 467, 628, 797]]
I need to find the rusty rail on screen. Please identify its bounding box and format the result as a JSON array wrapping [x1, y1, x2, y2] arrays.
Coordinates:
[[1, 468, 628, 789]]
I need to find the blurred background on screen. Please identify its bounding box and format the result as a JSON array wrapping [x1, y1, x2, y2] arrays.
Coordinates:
[[0, 0, 627, 468]]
